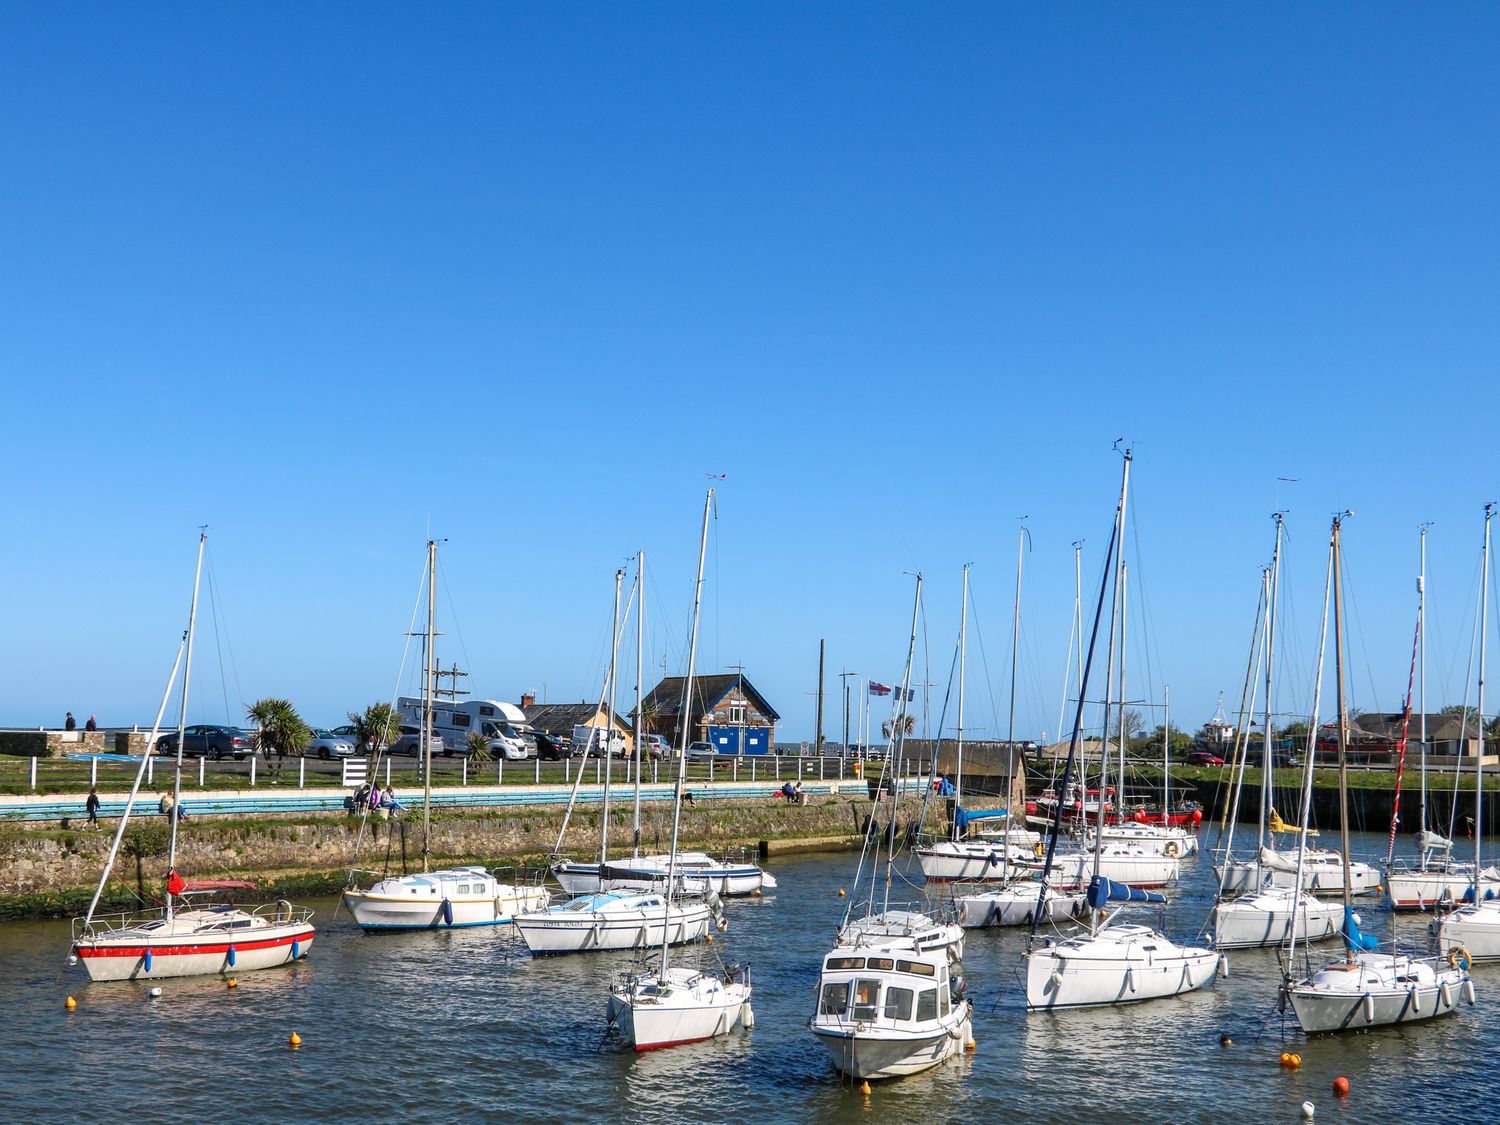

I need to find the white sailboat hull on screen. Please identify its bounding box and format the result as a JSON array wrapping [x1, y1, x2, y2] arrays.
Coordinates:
[[556, 857, 775, 897], [1219, 851, 1383, 896], [1286, 953, 1472, 1033], [516, 900, 711, 955], [1021, 849, 1179, 891], [914, 841, 1031, 883], [344, 885, 549, 930], [1211, 889, 1342, 950], [1025, 923, 1219, 1010], [1385, 867, 1500, 911], [72, 908, 314, 982], [608, 968, 753, 1049], [957, 884, 1088, 929], [1434, 900, 1500, 962], [838, 912, 965, 962]]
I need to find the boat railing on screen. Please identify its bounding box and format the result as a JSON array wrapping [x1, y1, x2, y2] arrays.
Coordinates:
[[248, 900, 316, 926], [71, 910, 160, 942]]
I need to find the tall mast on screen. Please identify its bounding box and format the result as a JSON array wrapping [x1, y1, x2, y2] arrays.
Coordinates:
[[1055, 542, 1083, 749], [1419, 524, 1430, 844], [660, 489, 713, 979], [601, 567, 625, 860], [1332, 513, 1353, 967], [1093, 450, 1131, 898], [1117, 563, 1130, 813], [632, 551, 645, 858], [954, 564, 969, 841], [1009, 526, 1027, 745], [1475, 504, 1493, 895], [1260, 513, 1285, 855], [421, 539, 435, 873], [164, 530, 207, 920], [1162, 683, 1170, 824]]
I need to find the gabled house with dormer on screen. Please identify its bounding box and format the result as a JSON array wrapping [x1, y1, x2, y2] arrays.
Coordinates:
[[634, 673, 780, 755]]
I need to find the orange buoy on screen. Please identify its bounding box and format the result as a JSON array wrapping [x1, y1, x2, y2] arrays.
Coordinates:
[[1333, 1077, 1349, 1097], [227, 978, 239, 989], [65, 995, 77, 1011], [838, 888, 846, 897], [1280, 1052, 1293, 1068], [289, 1031, 302, 1049], [858, 1080, 871, 1096]]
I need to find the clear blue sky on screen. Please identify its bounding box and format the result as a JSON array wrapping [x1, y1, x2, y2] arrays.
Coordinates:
[[2, 4, 1497, 740]]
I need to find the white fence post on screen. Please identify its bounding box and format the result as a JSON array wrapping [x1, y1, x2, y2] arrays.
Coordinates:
[[198, 757, 206, 788], [534, 758, 540, 784], [249, 755, 257, 787], [385, 758, 391, 785], [298, 757, 305, 788], [89, 756, 98, 786], [29, 756, 37, 790], [462, 758, 468, 787], [147, 757, 155, 785]]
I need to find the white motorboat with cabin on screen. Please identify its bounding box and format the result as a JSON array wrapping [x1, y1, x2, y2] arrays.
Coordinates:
[[344, 867, 549, 931], [839, 909, 965, 962], [564, 852, 777, 897], [913, 838, 1034, 883], [1018, 844, 1179, 891], [810, 943, 971, 1080], [1089, 821, 1198, 857]]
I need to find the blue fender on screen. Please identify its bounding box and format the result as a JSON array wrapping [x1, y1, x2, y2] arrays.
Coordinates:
[[227, 945, 236, 967], [441, 899, 453, 926], [291, 939, 301, 960], [143, 948, 152, 973]]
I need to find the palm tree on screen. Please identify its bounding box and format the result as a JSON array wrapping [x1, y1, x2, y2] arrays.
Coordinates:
[[880, 714, 917, 740], [246, 697, 311, 774], [466, 730, 494, 763], [347, 702, 404, 757]]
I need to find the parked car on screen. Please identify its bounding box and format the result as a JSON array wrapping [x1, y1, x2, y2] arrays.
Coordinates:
[[1185, 750, 1226, 767], [388, 725, 446, 757], [686, 740, 718, 762], [305, 728, 358, 760], [638, 733, 671, 761], [330, 724, 366, 750], [1272, 751, 1301, 769], [532, 730, 570, 760], [154, 725, 254, 761]]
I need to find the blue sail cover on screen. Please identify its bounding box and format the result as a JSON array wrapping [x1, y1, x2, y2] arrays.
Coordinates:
[[1087, 875, 1166, 910], [953, 807, 1008, 831], [1342, 906, 1379, 952]]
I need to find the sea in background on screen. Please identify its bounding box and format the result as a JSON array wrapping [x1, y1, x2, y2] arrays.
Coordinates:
[[1, 829, 1493, 1123]]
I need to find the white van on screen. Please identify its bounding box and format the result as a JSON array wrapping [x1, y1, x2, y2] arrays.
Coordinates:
[[572, 724, 628, 759], [398, 697, 529, 760]]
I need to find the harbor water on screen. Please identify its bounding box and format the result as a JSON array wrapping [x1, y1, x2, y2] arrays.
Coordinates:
[[1, 830, 1492, 1123]]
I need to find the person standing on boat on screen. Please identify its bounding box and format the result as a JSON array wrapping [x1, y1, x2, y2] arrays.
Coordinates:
[[64, 712, 76, 731], [86, 786, 100, 830]]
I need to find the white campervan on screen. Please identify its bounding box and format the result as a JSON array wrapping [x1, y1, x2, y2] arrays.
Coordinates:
[[572, 723, 628, 759], [397, 697, 530, 760]]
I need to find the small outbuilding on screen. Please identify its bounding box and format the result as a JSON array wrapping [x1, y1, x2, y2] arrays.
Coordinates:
[[634, 673, 780, 755]]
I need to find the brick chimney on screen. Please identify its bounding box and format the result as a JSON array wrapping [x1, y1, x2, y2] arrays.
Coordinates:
[[520, 692, 536, 710]]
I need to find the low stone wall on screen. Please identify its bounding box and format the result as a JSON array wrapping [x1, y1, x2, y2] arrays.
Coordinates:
[[0, 793, 932, 914]]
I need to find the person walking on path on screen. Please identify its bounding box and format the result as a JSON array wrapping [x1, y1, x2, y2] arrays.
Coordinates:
[[84, 715, 97, 732], [65, 712, 76, 731], [86, 786, 101, 830]]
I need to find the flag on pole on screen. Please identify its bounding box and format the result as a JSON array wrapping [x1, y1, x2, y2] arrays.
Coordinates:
[[893, 687, 915, 702], [868, 681, 892, 696]]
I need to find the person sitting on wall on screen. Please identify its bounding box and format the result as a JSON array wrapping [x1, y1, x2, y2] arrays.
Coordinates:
[[780, 781, 797, 803]]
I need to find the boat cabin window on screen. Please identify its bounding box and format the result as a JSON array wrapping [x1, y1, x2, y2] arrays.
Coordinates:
[[457, 885, 471, 895], [916, 988, 938, 1021], [866, 957, 895, 970], [939, 987, 951, 1017], [851, 979, 881, 1021], [896, 959, 935, 977], [826, 956, 863, 970], [883, 986, 914, 1022], [819, 981, 850, 1015]]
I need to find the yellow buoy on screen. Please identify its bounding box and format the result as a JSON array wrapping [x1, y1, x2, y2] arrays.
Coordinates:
[[966, 1038, 976, 1052], [838, 888, 846, 897], [289, 1031, 302, 1049], [858, 1080, 871, 1096], [754, 889, 763, 897], [227, 978, 238, 989], [65, 995, 77, 1011], [706, 934, 714, 944]]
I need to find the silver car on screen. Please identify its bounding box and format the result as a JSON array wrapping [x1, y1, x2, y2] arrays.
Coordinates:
[[305, 728, 358, 760]]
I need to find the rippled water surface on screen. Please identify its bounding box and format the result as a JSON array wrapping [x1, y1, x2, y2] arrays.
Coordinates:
[[2, 830, 1493, 1123]]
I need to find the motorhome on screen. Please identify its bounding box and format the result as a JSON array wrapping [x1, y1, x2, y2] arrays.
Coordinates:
[[397, 697, 529, 760]]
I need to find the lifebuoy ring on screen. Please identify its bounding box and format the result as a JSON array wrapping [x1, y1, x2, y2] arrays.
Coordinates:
[[1033, 842, 1045, 859], [1164, 841, 1181, 858], [1449, 945, 1473, 972]]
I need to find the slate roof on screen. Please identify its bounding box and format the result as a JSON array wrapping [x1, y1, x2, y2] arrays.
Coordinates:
[[633, 673, 780, 723], [521, 702, 628, 734]]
